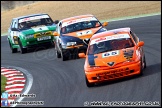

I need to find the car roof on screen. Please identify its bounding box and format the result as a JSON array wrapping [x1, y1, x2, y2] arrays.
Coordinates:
[[91, 27, 131, 40], [61, 14, 95, 23], [12, 13, 49, 20]]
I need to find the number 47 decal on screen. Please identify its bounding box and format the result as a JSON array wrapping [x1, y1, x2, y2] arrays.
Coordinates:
[[77, 30, 92, 36]]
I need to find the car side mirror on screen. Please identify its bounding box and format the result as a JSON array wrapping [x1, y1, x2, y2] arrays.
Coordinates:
[[137, 41, 144, 47], [54, 20, 59, 24], [102, 22, 108, 27], [11, 28, 18, 31], [53, 31, 59, 36], [78, 53, 86, 58]]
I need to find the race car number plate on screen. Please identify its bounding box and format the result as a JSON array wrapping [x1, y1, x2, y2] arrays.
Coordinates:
[[37, 36, 51, 41]]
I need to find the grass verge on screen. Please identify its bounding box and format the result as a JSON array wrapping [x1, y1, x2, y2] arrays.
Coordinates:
[[1, 75, 7, 95]]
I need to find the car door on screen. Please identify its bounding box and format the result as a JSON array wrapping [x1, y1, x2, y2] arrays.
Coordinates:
[[55, 22, 62, 52], [9, 19, 19, 44], [8, 19, 14, 42], [131, 30, 144, 61]]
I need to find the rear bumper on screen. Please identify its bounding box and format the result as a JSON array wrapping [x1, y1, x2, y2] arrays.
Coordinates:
[[85, 61, 141, 83]]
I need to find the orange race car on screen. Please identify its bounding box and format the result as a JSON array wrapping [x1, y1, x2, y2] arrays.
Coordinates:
[[83, 27, 146, 87], [53, 14, 108, 61]]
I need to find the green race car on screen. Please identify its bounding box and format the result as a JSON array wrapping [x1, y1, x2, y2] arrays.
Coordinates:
[[7, 13, 58, 54]]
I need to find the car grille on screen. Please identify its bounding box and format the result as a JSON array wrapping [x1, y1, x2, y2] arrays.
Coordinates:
[[34, 31, 52, 38], [92, 69, 135, 80]]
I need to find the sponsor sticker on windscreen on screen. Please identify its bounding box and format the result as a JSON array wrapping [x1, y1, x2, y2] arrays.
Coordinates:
[[19, 15, 49, 23], [90, 34, 130, 45], [62, 17, 97, 27]]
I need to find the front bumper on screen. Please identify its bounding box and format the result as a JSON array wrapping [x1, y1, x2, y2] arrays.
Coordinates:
[[62, 44, 88, 54], [85, 61, 141, 83], [61, 44, 87, 59], [23, 37, 54, 48]]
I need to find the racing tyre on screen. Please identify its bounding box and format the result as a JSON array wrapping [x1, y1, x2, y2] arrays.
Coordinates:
[[139, 59, 143, 76], [85, 76, 94, 87], [18, 39, 27, 54], [61, 50, 68, 61], [9, 41, 17, 53], [84, 49, 87, 55], [143, 55, 146, 69], [49, 41, 55, 48], [56, 50, 61, 58]]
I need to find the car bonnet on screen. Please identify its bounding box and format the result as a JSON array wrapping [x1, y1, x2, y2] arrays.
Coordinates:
[[20, 25, 56, 35], [62, 26, 102, 39], [87, 47, 136, 67]]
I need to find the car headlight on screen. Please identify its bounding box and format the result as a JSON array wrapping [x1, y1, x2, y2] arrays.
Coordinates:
[[66, 42, 77, 47], [25, 34, 34, 39]]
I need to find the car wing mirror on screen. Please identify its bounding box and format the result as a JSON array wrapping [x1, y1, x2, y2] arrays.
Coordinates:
[[53, 31, 59, 36], [102, 22, 108, 27], [78, 53, 86, 58], [137, 41, 144, 47], [11, 28, 18, 31], [54, 20, 59, 24]]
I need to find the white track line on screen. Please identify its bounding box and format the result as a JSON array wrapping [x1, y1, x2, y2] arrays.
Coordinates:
[[7, 80, 26, 84], [1, 69, 17, 72], [5, 73, 23, 77], [1, 71, 21, 75], [6, 84, 25, 88], [7, 76, 25, 80], [5, 88, 24, 92]]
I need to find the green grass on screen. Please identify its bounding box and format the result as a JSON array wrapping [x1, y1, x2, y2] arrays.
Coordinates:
[[1, 75, 7, 95]]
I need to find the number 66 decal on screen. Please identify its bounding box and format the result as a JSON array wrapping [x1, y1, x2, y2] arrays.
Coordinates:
[[102, 50, 119, 58]]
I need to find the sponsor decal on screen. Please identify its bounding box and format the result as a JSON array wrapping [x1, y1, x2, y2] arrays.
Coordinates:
[[88, 55, 98, 66], [107, 62, 115, 66], [19, 15, 49, 23], [76, 30, 92, 36], [83, 38, 90, 45], [123, 49, 134, 60], [32, 26, 48, 32], [95, 37, 106, 42], [102, 50, 119, 58], [90, 34, 130, 45]]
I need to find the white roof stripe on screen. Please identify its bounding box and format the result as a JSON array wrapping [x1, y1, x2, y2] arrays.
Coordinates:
[[90, 33, 130, 45], [62, 17, 97, 27], [19, 14, 49, 23]]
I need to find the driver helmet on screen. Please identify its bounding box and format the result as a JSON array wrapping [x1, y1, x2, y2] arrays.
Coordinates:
[[96, 41, 105, 48]]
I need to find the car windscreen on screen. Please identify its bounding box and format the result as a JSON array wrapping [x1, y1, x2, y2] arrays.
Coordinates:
[[61, 20, 101, 34], [88, 38, 135, 55], [18, 15, 53, 30]]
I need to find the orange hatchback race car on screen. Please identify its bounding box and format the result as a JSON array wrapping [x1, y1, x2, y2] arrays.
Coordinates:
[[83, 27, 146, 87]]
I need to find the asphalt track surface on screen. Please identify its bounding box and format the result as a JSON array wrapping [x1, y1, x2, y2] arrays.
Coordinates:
[[1, 15, 161, 107]]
